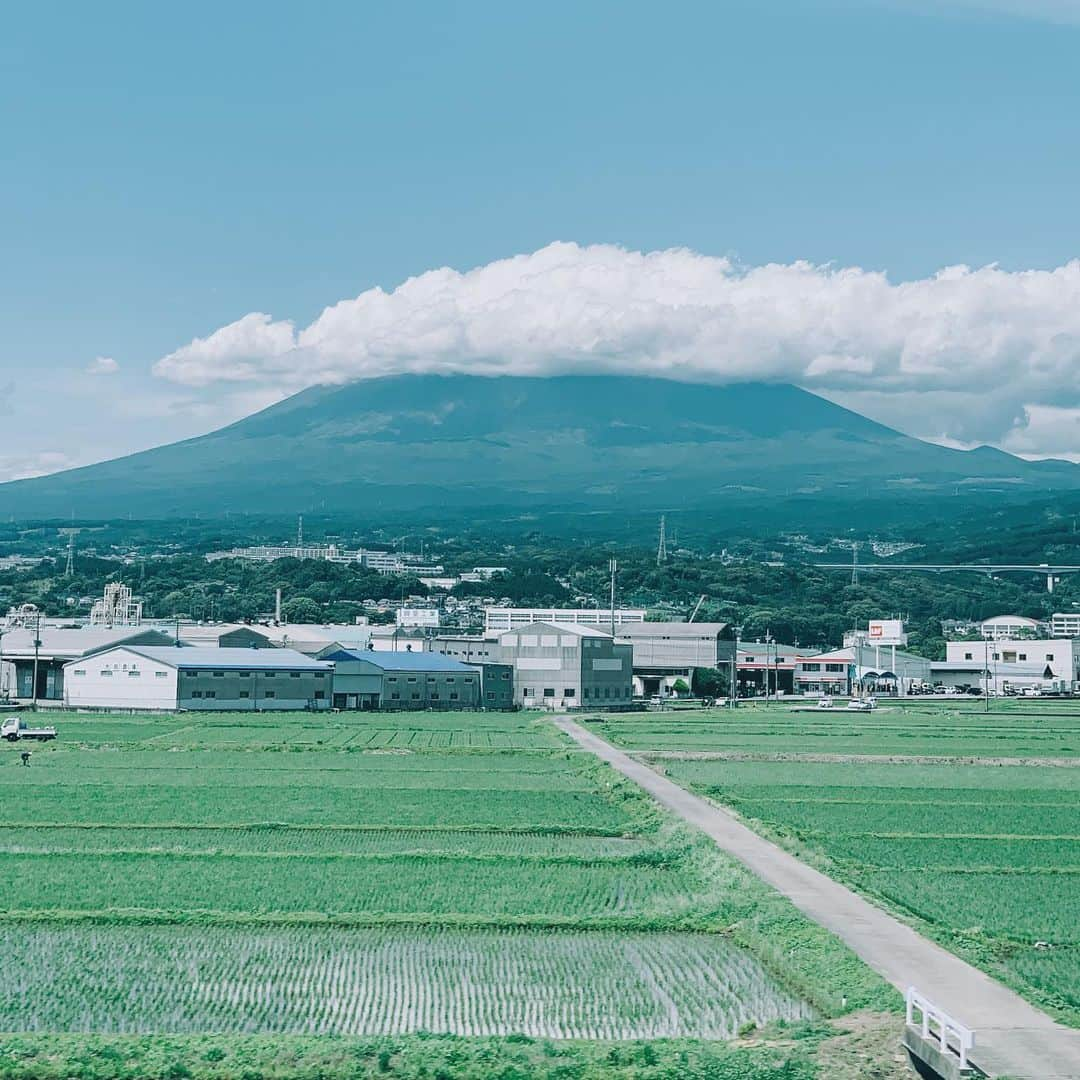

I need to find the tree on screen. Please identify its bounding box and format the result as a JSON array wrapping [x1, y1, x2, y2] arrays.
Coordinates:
[[282, 596, 322, 623], [672, 677, 690, 697]]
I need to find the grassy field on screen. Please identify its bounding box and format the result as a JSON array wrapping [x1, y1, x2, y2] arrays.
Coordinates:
[[0, 707, 899, 1078], [588, 702, 1080, 1026], [591, 699, 1080, 757]]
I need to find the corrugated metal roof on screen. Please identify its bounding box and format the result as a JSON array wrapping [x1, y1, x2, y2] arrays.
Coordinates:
[[324, 649, 475, 672], [119, 646, 332, 671], [0, 627, 173, 658]]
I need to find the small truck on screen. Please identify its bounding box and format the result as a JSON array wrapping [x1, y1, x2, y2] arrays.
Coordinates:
[[1, 716, 57, 742]]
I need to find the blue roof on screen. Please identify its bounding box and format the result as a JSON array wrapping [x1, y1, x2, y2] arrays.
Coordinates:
[[125, 646, 332, 671], [324, 649, 475, 673]]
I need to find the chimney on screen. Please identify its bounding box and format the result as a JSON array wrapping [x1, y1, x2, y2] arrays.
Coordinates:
[[275, 588, 282, 625]]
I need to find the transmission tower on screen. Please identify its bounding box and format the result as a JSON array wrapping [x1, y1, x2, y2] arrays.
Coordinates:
[[297, 515, 304, 547], [657, 515, 668, 565], [64, 532, 75, 577], [850, 541, 859, 586]]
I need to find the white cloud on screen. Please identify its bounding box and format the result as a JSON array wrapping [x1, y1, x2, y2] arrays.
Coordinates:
[[0, 450, 80, 482], [87, 356, 119, 376], [153, 241, 1080, 456]]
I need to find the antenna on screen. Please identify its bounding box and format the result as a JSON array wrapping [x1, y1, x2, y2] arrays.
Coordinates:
[[657, 515, 667, 565], [851, 541, 860, 587]]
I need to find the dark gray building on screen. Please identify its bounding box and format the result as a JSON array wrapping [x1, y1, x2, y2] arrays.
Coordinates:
[[320, 649, 481, 710]]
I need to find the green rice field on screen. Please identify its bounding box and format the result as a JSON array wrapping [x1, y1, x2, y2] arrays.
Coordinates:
[[593, 703, 1080, 1025], [0, 706, 893, 1072]]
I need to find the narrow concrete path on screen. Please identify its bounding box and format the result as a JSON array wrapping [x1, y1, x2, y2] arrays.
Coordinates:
[[558, 717, 1080, 1080]]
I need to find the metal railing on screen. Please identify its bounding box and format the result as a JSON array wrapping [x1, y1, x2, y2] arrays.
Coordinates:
[[906, 987, 975, 1070]]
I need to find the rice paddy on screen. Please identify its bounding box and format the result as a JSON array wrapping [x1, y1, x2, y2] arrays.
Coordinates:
[[597, 702, 1080, 1025]]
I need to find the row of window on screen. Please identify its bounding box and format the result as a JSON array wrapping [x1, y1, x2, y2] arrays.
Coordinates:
[[962, 651, 1054, 662], [188, 690, 327, 700], [388, 691, 460, 701], [798, 663, 847, 673], [87, 669, 169, 679], [520, 687, 626, 699], [385, 675, 474, 683]]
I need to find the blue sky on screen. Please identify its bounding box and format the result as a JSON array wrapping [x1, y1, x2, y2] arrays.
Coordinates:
[[2, 0, 1079, 478]]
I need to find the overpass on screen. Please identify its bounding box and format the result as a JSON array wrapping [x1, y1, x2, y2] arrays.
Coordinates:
[[812, 561, 1080, 592]]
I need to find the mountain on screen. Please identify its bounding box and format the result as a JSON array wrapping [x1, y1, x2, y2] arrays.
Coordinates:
[[0, 374, 1075, 519]]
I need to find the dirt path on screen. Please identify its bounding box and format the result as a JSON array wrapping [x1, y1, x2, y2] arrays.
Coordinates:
[[557, 716, 1080, 1080]]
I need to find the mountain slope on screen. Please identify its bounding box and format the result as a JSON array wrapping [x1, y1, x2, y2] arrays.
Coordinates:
[[0, 374, 1074, 518]]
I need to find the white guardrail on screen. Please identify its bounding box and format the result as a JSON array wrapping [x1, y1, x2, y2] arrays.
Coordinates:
[[906, 987, 975, 1070]]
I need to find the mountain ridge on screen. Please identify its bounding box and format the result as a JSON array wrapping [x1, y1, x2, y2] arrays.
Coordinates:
[[0, 373, 1073, 519]]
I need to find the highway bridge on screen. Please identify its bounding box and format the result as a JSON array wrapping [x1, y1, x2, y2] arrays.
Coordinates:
[[812, 561, 1080, 592]]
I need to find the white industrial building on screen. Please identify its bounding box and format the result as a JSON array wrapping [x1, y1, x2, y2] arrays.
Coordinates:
[[495, 622, 633, 709], [63, 646, 333, 711], [484, 608, 646, 633], [939, 637, 1079, 693]]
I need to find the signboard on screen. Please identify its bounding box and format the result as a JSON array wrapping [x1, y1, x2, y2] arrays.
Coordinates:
[[868, 619, 907, 646]]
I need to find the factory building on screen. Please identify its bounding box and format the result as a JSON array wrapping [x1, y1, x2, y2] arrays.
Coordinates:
[[0, 627, 175, 702], [615, 622, 735, 697], [484, 608, 646, 633], [937, 637, 1080, 694], [63, 646, 333, 711], [495, 622, 632, 710], [319, 649, 481, 710]]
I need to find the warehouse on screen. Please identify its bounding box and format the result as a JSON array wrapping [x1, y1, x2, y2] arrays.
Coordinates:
[[1, 627, 175, 702], [615, 622, 735, 698], [319, 649, 481, 710], [63, 646, 333, 711]]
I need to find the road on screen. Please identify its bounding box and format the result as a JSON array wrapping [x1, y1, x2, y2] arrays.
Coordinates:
[[557, 716, 1080, 1080]]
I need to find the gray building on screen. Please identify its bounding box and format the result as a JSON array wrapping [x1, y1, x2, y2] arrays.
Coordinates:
[[495, 622, 633, 710], [320, 649, 481, 710], [615, 622, 735, 697], [63, 646, 333, 711]]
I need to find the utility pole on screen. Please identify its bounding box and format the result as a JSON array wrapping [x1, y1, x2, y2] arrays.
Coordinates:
[[656, 516, 667, 565], [609, 558, 618, 636], [984, 637, 991, 714], [31, 613, 41, 710]]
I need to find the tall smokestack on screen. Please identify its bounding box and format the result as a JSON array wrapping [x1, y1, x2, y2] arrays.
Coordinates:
[[275, 588, 282, 625]]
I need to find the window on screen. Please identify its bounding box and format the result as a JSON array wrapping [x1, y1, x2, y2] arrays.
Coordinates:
[[446, 677, 455, 683], [583, 687, 590, 698], [239, 691, 250, 699], [502, 671, 510, 680], [263, 690, 275, 699], [264, 672, 276, 678], [411, 693, 420, 700], [564, 688, 575, 697], [191, 690, 203, 698], [387, 676, 397, 683], [290, 672, 301, 678], [155, 671, 168, 678], [604, 687, 610, 698], [315, 672, 325, 679], [431, 693, 440, 700], [825, 663, 845, 673], [100, 670, 113, 678], [205, 690, 216, 699], [801, 663, 821, 672], [523, 688, 533, 697], [213, 671, 224, 678], [408, 676, 417, 683], [1046, 653, 1054, 661], [128, 670, 141, 677], [543, 688, 555, 697], [314, 690, 325, 700], [391, 692, 400, 700], [964, 653, 973, 661], [486, 692, 494, 700], [72, 669, 85, 676], [449, 692, 458, 700], [1019, 653, 1027, 661], [239, 671, 250, 678], [185, 670, 199, 677]]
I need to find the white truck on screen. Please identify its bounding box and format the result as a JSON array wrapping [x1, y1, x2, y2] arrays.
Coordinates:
[[1, 716, 57, 742]]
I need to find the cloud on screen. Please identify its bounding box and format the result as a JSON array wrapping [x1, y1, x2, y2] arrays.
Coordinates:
[[0, 450, 80, 482], [87, 356, 119, 376], [154, 241, 1080, 456]]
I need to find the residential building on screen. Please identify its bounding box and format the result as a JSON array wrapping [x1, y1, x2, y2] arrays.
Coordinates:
[[319, 649, 480, 710], [1051, 612, 1080, 637], [484, 608, 646, 633], [615, 622, 735, 697], [495, 622, 632, 710], [63, 646, 332, 711]]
